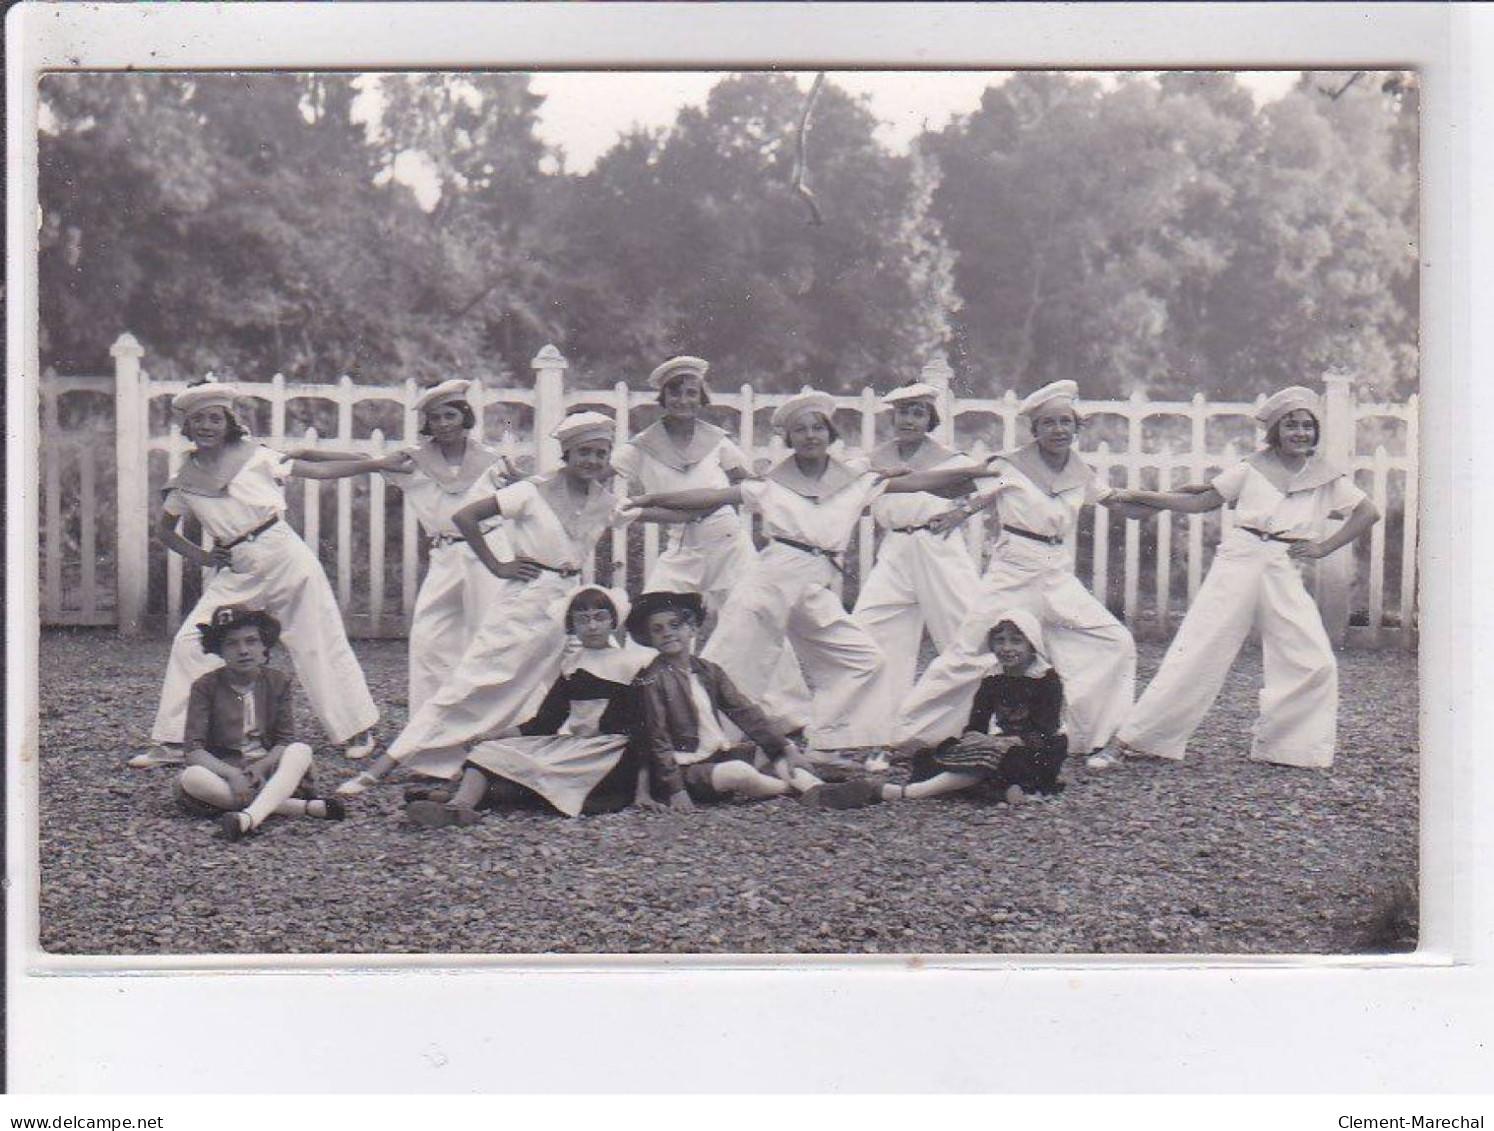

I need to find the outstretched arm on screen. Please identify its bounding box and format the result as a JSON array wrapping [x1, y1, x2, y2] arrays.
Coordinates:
[[880, 464, 998, 499], [629, 486, 744, 513], [1289, 497, 1381, 561], [288, 451, 414, 480], [1111, 487, 1225, 514]]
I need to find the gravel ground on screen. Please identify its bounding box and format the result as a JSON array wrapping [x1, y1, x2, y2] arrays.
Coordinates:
[[35, 628, 1418, 956]]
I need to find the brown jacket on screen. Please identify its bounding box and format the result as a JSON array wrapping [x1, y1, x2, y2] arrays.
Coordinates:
[[183, 666, 295, 757], [633, 655, 788, 797]]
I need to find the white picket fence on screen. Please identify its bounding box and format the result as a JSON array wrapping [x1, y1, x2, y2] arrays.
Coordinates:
[[39, 334, 1418, 647]]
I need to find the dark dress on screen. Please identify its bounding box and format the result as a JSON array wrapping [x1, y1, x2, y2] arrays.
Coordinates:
[[914, 668, 1069, 795]]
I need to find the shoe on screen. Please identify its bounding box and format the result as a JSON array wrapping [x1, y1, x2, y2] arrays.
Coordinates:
[[217, 812, 252, 841], [335, 771, 382, 797], [405, 800, 484, 829], [1004, 784, 1026, 806], [128, 744, 184, 769], [1086, 747, 1126, 772], [800, 778, 884, 811], [343, 733, 380, 761], [319, 797, 348, 822]]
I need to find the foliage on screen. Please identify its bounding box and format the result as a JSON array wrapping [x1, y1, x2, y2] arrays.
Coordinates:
[[39, 70, 1417, 399]]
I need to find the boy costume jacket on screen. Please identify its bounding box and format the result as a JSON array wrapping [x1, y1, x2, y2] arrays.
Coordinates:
[[634, 656, 789, 797], [183, 666, 295, 757]]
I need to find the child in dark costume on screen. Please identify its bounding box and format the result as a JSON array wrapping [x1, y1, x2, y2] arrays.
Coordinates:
[[173, 605, 345, 840], [806, 608, 1067, 809], [627, 591, 822, 812], [404, 586, 652, 826]]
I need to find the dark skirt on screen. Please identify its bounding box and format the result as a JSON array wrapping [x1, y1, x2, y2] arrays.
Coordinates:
[[917, 732, 1068, 795]]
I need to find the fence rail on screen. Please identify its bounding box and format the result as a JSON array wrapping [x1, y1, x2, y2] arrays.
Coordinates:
[[39, 334, 1419, 648]]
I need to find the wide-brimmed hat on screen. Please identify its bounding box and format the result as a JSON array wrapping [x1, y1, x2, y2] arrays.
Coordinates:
[[625, 590, 707, 646], [197, 604, 282, 655]]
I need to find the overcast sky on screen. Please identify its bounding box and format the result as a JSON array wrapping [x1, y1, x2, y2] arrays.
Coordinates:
[[528, 69, 1304, 172]]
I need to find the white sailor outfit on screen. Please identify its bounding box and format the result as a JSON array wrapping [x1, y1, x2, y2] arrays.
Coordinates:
[[149, 442, 379, 746], [1117, 452, 1365, 767]]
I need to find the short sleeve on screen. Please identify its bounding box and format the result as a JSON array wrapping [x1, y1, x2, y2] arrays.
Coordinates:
[[162, 488, 188, 518], [717, 439, 748, 473], [610, 444, 641, 481], [1325, 474, 1367, 513], [1211, 462, 1251, 505], [258, 446, 294, 484], [493, 479, 535, 519], [737, 479, 769, 515]]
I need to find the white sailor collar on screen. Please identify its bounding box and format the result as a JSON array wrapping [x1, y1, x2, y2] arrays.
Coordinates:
[[868, 435, 961, 473], [408, 437, 503, 495], [766, 452, 867, 499], [997, 442, 1096, 497], [1245, 450, 1350, 494], [565, 640, 657, 684], [629, 419, 730, 473], [162, 440, 263, 498]]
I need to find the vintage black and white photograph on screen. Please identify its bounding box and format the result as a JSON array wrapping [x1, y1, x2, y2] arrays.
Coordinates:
[[31, 64, 1420, 958]]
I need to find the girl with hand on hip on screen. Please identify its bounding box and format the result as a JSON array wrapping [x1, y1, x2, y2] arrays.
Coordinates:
[[1100, 386, 1380, 770], [136, 383, 406, 769], [338, 410, 640, 794]]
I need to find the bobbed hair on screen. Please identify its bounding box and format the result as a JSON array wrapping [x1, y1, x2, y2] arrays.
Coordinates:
[[656, 373, 712, 408], [418, 399, 477, 435], [1264, 411, 1320, 451], [565, 589, 619, 633], [185, 410, 249, 446]]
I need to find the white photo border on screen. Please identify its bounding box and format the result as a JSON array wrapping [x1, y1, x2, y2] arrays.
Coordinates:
[[7, 0, 1487, 1091]]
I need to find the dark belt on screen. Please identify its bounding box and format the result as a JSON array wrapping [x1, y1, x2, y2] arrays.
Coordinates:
[[429, 533, 463, 550], [1238, 525, 1305, 544], [890, 523, 935, 535], [216, 515, 280, 551], [531, 561, 582, 578], [772, 536, 846, 576], [1002, 524, 1064, 547]]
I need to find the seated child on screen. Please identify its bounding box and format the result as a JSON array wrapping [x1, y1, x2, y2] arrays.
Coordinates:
[[404, 586, 653, 827], [173, 605, 345, 840], [628, 590, 822, 811], [806, 608, 1068, 809]]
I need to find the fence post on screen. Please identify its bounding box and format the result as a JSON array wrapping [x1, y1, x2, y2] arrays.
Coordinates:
[[1318, 370, 1355, 646], [532, 344, 568, 472], [920, 353, 956, 447], [111, 332, 148, 635]]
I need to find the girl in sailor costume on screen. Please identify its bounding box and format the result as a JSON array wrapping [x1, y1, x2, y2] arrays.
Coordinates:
[[851, 381, 984, 704], [338, 410, 639, 794], [899, 380, 1152, 759], [629, 391, 997, 751], [403, 586, 653, 826], [613, 355, 813, 731], [137, 383, 408, 769], [1102, 386, 1380, 770], [377, 379, 517, 708]]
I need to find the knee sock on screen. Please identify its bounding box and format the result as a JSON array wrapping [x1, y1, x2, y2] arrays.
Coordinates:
[[711, 760, 790, 800], [891, 771, 982, 801], [179, 765, 236, 809], [244, 743, 313, 829]]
